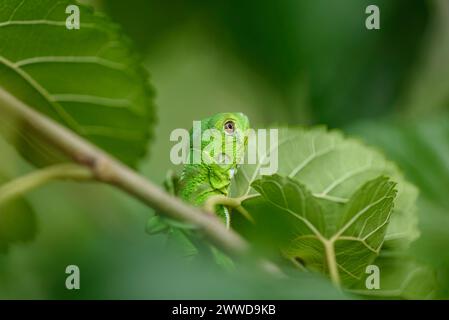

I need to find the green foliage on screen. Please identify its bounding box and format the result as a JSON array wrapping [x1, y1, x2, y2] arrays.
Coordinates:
[[0, 0, 446, 300], [231, 127, 419, 248], [245, 175, 396, 286], [230, 127, 433, 297], [351, 116, 449, 298], [0, 0, 155, 166]]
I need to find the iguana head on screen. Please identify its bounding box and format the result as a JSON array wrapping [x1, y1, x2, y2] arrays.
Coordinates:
[[180, 112, 250, 206], [196, 112, 250, 169]]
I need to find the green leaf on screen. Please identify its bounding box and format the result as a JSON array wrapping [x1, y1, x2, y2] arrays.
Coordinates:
[[231, 127, 419, 248], [229, 126, 427, 296], [0, 0, 155, 167], [0, 173, 37, 253], [242, 174, 396, 287]]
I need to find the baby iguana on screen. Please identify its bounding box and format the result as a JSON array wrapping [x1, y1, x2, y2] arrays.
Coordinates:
[[147, 112, 250, 236]]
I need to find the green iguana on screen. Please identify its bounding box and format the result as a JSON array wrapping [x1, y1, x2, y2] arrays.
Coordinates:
[[147, 112, 250, 241]]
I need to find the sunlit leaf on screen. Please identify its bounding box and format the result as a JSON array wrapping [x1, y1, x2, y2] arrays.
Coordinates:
[[231, 127, 419, 248]]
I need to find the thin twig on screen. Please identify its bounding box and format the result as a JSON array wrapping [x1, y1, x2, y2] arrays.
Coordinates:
[[204, 194, 255, 223], [0, 163, 93, 205]]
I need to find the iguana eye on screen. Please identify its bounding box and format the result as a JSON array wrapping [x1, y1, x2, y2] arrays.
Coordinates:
[[224, 120, 235, 135]]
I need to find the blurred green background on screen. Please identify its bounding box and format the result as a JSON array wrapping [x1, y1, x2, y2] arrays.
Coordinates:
[[1, 0, 449, 299]]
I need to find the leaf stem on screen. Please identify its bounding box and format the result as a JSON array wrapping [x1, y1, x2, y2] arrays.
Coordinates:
[[0, 163, 93, 205], [324, 240, 341, 287]]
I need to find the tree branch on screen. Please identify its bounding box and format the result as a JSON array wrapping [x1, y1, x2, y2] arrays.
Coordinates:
[[0, 163, 93, 205], [0, 86, 251, 257]]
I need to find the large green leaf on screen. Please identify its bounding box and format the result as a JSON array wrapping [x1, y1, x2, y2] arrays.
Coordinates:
[[241, 175, 396, 287], [0, 0, 155, 166], [230, 127, 419, 248], [229, 126, 429, 296]]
